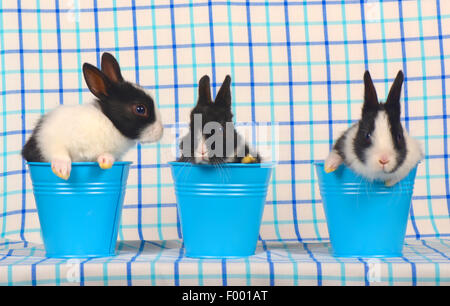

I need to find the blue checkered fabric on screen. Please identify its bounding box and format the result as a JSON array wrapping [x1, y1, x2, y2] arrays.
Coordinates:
[[0, 0, 449, 285]]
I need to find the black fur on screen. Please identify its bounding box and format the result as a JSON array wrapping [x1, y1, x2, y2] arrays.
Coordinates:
[[21, 53, 157, 162], [22, 116, 45, 162], [352, 70, 407, 171], [94, 82, 156, 139], [83, 53, 157, 139], [333, 127, 350, 160], [178, 75, 260, 164], [385, 70, 407, 171]]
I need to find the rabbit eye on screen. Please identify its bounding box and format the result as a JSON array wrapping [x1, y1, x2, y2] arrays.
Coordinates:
[[364, 132, 372, 143], [133, 104, 148, 117], [397, 133, 403, 142]]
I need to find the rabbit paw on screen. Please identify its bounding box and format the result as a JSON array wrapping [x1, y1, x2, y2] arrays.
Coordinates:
[[97, 153, 115, 169], [325, 151, 342, 173], [51, 158, 71, 180]]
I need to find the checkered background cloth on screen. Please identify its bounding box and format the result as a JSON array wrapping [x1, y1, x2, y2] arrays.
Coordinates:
[[0, 0, 449, 285]]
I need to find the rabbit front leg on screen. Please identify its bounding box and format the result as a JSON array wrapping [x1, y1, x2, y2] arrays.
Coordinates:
[[97, 153, 115, 169], [50, 151, 72, 180], [324, 150, 343, 173]]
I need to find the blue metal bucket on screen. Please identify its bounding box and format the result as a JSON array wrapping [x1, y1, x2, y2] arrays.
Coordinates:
[[28, 162, 131, 258], [315, 163, 418, 258], [169, 162, 273, 258]]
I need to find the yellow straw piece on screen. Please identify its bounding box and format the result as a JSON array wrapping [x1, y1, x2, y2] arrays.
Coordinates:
[[242, 154, 256, 164]]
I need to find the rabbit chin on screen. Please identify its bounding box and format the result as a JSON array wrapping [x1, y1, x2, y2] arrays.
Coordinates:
[[137, 107, 164, 143], [366, 154, 398, 175], [346, 158, 397, 182], [347, 138, 422, 183], [194, 156, 210, 164]]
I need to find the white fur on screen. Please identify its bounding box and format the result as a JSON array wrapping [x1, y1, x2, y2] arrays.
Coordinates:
[[181, 127, 257, 164], [326, 110, 423, 185], [139, 106, 164, 143], [130, 83, 164, 144], [195, 134, 209, 164], [178, 130, 208, 163], [36, 102, 136, 163], [362, 111, 397, 175]]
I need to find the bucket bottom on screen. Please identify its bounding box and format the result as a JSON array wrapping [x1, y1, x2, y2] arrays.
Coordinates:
[[185, 252, 254, 259], [45, 251, 117, 259], [332, 252, 402, 258]]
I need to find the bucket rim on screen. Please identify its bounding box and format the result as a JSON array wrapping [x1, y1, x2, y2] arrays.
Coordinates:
[[168, 161, 276, 168], [27, 161, 133, 166]]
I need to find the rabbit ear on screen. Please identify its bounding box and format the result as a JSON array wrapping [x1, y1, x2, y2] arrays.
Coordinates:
[[83, 63, 111, 99], [363, 70, 379, 111], [385, 70, 404, 114], [197, 75, 212, 105], [101, 52, 124, 83], [215, 75, 231, 108]]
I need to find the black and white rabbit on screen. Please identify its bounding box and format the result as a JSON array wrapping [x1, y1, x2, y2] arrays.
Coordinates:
[[324, 70, 423, 186], [177, 75, 260, 164], [22, 52, 164, 180]]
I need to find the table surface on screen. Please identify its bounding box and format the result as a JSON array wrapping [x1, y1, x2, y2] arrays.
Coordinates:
[[0, 238, 448, 286]]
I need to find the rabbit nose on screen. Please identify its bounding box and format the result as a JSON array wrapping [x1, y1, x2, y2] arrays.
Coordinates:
[[379, 156, 390, 165], [200, 141, 207, 155]]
